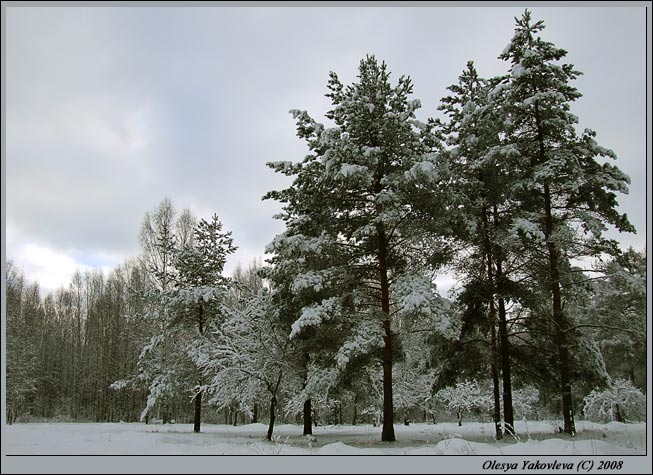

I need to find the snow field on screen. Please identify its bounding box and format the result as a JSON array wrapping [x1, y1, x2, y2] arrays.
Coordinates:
[[4, 420, 645, 455]]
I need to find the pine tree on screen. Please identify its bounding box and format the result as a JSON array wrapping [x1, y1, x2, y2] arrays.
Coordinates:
[[266, 56, 452, 441], [437, 60, 528, 436], [173, 214, 236, 432], [494, 10, 634, 435], [114, 199, 197, 424]]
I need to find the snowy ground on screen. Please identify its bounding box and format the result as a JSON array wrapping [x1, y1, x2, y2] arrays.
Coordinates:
[[3, 420, 645, 455]]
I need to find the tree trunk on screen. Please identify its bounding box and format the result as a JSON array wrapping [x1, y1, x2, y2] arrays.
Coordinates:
[[382, 329, 395, 441], [352, 394, 358, 426], [484, 223, 503, 441], [490, 308, 503, 441], [193, 391, 202, 433], [303, 398, 312, 435], [544, 182, 575, 436], [497, 295, 514, 436], [193, 303, 204, 433], [162, 401, 170, 424], [252, 402, 258, 424], [458, 411, 462, 427], [266, 395, 277, 441], [535, 103, 575, 437], [492, 206, 515, 437], [378, 225, 396, 442]]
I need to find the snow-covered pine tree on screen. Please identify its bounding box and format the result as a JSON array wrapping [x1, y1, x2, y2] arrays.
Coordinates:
[[262, 253, 319, 436], [493, 10, 635, 435], [265, 56, 452, 442], [173, 214, 236, 432], [265, 217, 376, 435], [113, 199, 199, 425], [438, 60, 522, 437]]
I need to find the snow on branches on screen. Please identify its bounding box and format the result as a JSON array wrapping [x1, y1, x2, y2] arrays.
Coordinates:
[[583, 379, 645, 423]]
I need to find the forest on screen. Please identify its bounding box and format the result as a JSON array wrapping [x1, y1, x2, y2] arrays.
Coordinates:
[[5, 10, 646, 445]]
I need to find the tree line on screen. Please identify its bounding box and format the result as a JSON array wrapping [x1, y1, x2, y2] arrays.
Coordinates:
[[5, 11, 645, 441]]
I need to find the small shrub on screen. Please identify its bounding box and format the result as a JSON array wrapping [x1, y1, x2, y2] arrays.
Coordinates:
[[583, 379, 645, 423]]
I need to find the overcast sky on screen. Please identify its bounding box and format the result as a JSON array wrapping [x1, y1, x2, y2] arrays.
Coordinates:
[[4, 5, 647, 295]]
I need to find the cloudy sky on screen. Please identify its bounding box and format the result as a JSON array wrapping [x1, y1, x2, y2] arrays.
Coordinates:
[[5, 5, 647, 295]]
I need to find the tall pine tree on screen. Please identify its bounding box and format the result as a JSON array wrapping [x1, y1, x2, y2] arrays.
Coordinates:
[[266, 56, 452, 441], [493, 10, 634, 435]]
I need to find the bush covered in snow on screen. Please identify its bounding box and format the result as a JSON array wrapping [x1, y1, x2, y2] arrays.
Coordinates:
[[512, 386, 540, 419], [435, 380, 492, 426], [582, 379, 645, 423]]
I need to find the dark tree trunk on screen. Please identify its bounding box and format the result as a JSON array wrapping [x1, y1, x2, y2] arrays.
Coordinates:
[[628, 367, 636, 385], [194, 303, 205, 433], [162, 401, 170, 424], [484, 221, 503, 441], [303, 398, 312, 435], [252, 402, 258, 423], [544, 182, 575, 436], [535, 104, 575, 437], [458, 411, 462, 427], [492, 206, 515, 437], [193, 391, 202, 433], [266, 395, 277, 441], [490, 307, 503, 441], [352, 394, 358, 426], [378, 225, 396, 443], [266, 372, 283, 441], [497, 295, 514, 436]]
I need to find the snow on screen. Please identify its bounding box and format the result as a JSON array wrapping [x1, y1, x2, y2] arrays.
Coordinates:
[[289, 297, 341, 338], [511, 62, 527, 78], [489, 82, 508, 97], [334, 320, 384, 368], [291, 270, 327, 292], [339, 163, 367, 177], [512, 217, 546, 241], [4, 420, 645, 455]]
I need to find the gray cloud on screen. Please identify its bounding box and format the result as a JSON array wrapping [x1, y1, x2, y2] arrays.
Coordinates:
[[5, 6, 646, 291]]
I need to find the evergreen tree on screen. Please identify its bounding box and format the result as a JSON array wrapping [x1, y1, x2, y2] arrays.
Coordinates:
[[438, 60, 521, 437], [494, 10, 634, 435], [266, 56, 452, 441], [114, 199, 197, 424], [173, 214, 237, 432]]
